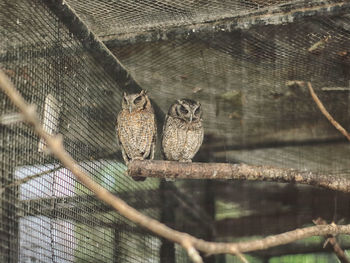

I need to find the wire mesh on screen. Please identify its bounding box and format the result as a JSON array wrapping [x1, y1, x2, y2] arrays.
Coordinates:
[[0, 0, 169, 262], [67, 0, 293, 38], [109, 29, 350, 150], [2, 0, 350, 262], [82, 0, 350, 261]]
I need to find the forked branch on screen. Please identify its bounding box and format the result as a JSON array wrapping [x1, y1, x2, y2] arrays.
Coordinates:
[[308, 81, 350, 141], [313, 217, 350, 263], [286, 81, 350, 141]]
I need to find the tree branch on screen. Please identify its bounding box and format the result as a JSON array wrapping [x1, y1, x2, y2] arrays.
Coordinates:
[[307, 81, 350, 142], [313, 218, 350, 263], [128, 160, 350, 193], [2, 69, 350, 261], [0, 165, 62, 195]]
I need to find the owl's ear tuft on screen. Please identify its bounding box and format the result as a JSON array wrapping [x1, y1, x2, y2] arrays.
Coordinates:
[[123, 92, 127, 98], [140, 90, 147, 95]]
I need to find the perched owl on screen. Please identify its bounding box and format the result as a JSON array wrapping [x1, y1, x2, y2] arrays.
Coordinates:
[[116, 90, 156, 181], [162, 99, 204, 162]]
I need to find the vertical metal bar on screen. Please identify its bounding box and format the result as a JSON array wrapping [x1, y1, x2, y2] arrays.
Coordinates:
[[159, 180, 175, 263], [113, 228, 122, 263], [202, 180, 216, 263], [0, 131, 19, 262]]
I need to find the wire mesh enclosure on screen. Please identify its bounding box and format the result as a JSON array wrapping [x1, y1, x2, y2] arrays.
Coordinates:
[[1, 0, 350, 262], [0, 1, 165, 262]]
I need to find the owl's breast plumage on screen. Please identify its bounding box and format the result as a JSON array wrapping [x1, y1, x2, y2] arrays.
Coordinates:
[[162, 116, 204, 161], [117, 110, 156, 159]]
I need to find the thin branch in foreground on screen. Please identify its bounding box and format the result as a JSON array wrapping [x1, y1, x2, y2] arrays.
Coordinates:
[[0, 165, 62, 195], [235, 252, 249, 263], [307, 81, 350, 142], [321, 87, 350, 91], [128, 160, 350, 193], [0, 112, 24, 125], [182, 240, 204, 263], [3, 70, 350, 262], [313, 218, 350, 263]]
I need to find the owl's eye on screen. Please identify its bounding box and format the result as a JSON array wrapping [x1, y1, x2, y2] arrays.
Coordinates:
[[134, 96, 143, 104], [179, 105, 189, 114], [194, 106, 201, 115]]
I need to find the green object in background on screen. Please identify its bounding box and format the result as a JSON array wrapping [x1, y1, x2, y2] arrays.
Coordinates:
[[270, 253, 338, 263], [215, 200, 252, 220]]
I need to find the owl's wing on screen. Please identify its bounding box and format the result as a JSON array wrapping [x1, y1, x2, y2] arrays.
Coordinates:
[[149, 114, 157, 160], [153, 113, 157, 144], [115, 115, 121, 147], [162, 115, 171, 135], [192, 125, 204, 157], [116, 113, 131, 164], [160, 115, 170, 159]]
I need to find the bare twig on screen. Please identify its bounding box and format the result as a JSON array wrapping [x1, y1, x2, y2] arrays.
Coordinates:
[[313, 218, 350, 263], [0, 165, 62, 195], [286, 80, 306, 88], [322, 87, 350, 91], [0, 112, 24, 125], [183, 240, 204, 263], [308, 35, 331, 54], [3, 70, 350, 262], [307, 82, 350, 142], [236, 252, 250, 263], [128, 160, 350, 193]]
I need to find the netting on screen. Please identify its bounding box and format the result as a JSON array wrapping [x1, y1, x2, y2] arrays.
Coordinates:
[[67, 0, 306, 39], [0, 0, 169, 262], [1, 0, 350, 262]]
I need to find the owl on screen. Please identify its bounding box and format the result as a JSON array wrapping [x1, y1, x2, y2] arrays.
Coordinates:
[[116, 90, 156, 181], [162, 99, 204, 162]]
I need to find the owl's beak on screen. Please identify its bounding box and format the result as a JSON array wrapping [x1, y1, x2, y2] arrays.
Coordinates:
[[189, 114, 193, 123], [129, 105, 132, 113]]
